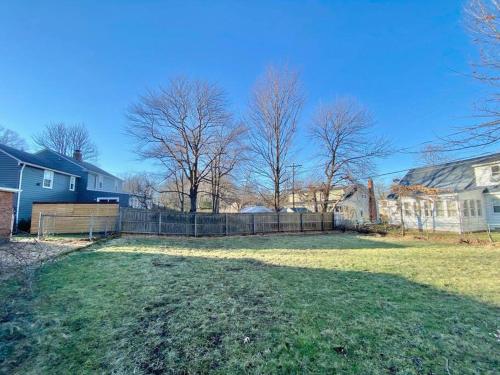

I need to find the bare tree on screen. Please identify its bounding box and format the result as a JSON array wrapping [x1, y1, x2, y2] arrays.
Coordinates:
[[0, 125, 28, 150], [435, 1, 500, 150], [248, 66, 304, 212], [208, 122, 247, 213], [126, 77, 232, 212], [309, 98, 389, 213], [122, 173, 158, 209], [33, 122, 99, 161]]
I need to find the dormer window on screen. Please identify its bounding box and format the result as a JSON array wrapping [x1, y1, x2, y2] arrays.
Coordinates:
[[491, 165, 500, 181]]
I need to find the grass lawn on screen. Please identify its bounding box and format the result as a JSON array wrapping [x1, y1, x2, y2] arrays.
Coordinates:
[[1, 233, 499, 374]]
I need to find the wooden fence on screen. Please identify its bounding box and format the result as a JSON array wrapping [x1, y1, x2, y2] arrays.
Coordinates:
[[119, 208, 345, 236], [32, 203, 119, 235]]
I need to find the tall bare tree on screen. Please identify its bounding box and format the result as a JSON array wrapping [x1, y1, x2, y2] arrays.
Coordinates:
[[208, 122, 247, 213], [248, 66, 304, 211], [126, 77, 231, 212], [309, 98, 389, 213], [33, 122, 99, 161], [434, 0, 500, 151], [0, 125, 28, 150]]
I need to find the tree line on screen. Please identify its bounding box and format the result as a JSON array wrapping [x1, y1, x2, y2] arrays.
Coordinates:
[[125, 66, 389, 213]]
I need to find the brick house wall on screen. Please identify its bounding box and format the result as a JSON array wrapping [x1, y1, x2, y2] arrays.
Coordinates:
[[0, 191, 14, 241]]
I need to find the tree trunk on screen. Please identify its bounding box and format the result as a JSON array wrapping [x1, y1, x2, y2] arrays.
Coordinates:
[[189, 186, 198, 213]]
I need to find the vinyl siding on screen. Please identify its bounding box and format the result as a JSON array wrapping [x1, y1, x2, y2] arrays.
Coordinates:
[[17, 166, 78, 221], [0, 151, 20, 189]]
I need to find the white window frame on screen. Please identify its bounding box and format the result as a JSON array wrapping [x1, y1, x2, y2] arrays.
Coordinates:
[[69, 176, 76, 191], [476, 200, 482, 216], [491, 165, 500, 181], [42, 170, 54, 189], [96, 197, 119, 203]]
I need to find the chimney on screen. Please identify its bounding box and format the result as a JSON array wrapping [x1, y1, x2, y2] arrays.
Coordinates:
[[73, 149, 82, 161], [367, 178, 377, 222]]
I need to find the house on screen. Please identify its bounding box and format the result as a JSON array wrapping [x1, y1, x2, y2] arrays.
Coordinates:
[[284, 183, 373, 223], [383, 152, 500, 233], [0, 186, 19, 240], [0, 143, 129, 228]]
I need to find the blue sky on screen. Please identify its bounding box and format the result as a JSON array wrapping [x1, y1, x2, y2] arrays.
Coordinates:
[[0, 0, 493, 185]]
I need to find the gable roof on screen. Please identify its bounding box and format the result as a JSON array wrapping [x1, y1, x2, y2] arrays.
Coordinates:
[[399, 152, 500, 192], [35, 149, 120, 180], [0, 143, 80, 177]]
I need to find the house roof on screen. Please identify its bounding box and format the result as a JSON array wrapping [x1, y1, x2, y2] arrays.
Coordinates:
[[399, 152, 500, 193], [36, 149, 120, 180], [0, 143, 80, 177]]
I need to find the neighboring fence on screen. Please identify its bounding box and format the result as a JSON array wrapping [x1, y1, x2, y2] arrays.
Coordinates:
[[119, 208, 355, 236], [32, 205, 363, 238], [31, 203, 119, 236]]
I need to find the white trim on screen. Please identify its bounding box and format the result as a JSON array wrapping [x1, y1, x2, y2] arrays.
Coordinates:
[[0, 187, 21, 193], [16, 164, 25, 225], [42, 170, 54, 189], [96, 197, 120, 203], [69, 176, 76, 191]]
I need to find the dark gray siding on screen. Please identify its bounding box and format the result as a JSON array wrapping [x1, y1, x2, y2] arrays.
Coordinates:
[[0, 152, 20, 189], [18, 166, 78, 221]]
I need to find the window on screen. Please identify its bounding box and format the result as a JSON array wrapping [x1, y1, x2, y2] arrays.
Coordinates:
[[463, 200, 469, 217], [69, 176, 76, 191], [494, 205, 500, 213], [97, 197, 119, 203], [491, 165, 500, 180], [404, 202, 412, 216], [476, 200, 482, 216], [447, 201, 458, 217], [422, 201, 431, 217], [42, 170, 54, 189], [94, 174, 103, 190], [435, 201, 445, 217], [469, 200, 476, 216]]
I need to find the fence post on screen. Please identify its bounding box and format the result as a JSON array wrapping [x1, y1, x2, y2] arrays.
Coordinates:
[[89, 215, 94, 240], [252, 214, 256, 235], [194, 214, 197, 237], [225, 213, 228, 236], [37, 212, 43, 239], [158, 212, 162, 235], [277, 213, 280, 232], [300, 213, 303, 232], [321, 213, 324, 231], [118, 209, 122, 233]]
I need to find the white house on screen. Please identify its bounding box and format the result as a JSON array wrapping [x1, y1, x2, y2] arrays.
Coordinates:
[[381, 152, 500, 233], [285, 183, 373, 223]]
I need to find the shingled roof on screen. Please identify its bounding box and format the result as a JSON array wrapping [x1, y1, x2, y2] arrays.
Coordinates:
[[399, 152, 500, 192]]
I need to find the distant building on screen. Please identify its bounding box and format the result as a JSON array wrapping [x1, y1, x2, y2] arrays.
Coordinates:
[[284, 183, 372, 223]]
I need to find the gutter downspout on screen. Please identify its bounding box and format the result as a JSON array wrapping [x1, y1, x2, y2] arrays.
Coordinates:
[[15, 163, 25, 227]]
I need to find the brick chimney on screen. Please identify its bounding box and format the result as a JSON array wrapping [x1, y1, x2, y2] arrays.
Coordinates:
[[73, 149, 82, 161], [367, 178, 377, 222]]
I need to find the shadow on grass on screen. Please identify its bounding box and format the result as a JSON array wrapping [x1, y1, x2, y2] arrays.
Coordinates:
[[111, 232, 409, 251], [1, 251, 498, 374]]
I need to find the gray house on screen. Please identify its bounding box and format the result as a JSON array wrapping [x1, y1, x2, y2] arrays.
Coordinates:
[[0, 143, 129, 227]]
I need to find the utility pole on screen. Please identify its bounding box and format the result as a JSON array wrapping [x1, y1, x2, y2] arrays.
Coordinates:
[[286, 163, 302, 208]]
